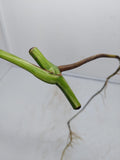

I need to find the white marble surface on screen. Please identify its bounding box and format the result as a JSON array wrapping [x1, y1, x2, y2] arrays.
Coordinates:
[[0, 67, 119, 160]]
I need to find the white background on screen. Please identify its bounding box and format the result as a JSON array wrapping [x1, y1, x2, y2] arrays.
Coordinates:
[[0, 0, 120, 160]]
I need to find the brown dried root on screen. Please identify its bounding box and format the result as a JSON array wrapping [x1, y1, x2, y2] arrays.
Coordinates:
[[61, 123, 82, 160], [60, 60, 120, 160]]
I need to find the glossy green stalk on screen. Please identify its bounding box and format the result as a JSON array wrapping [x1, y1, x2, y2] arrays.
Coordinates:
[[29, 47, 80, 109], [29, 47, 60, 74], [56, 76, 81, 110], [0, 50, 59, 84], [0, 49, 81, 110]]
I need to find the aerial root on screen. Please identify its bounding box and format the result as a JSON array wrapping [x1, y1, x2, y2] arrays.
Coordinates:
[[60, 59, 120, 160]]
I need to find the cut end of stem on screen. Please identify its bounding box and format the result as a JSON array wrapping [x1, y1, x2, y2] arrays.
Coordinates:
[[29, 47, 35, 53], [74, 105, 81, 110]]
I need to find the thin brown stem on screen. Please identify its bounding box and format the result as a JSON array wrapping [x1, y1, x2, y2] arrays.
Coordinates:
[[58, 54, 120, 72]]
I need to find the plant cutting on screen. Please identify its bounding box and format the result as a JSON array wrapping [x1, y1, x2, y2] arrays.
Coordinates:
[[0, 48, 119, 110], [0, 47, 120, 160], [0, 47, 81, 110]]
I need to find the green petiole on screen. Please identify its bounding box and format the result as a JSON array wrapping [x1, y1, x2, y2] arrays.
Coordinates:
[[0, 50, 59, 84], [29, 47, 60, 74], [0, 49, 81, 110]]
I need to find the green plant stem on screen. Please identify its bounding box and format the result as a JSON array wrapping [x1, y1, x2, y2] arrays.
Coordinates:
[[57, 76, 81, 110], [29, 47, 60, 74], [0, 50, 59, 84], [0, 49, 81, 110]]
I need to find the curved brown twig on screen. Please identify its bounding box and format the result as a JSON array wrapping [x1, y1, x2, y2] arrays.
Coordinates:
[[58, 54, 120, 72]]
